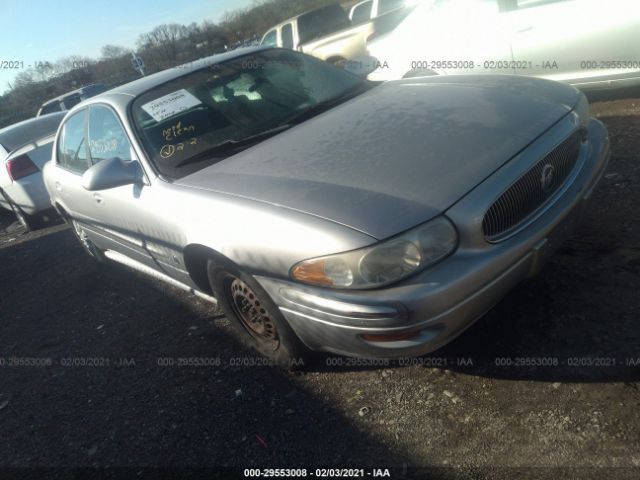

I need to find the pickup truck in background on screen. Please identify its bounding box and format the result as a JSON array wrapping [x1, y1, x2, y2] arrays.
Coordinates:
[[260, 2, 414, 66], [348, 0, 417, 23]]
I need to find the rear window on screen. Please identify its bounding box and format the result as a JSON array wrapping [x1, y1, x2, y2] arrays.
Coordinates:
[[39, 102, 63, 115], [79, 84, 108, 99], [62, 93, 82, 110], [298, 4, 352, 44]]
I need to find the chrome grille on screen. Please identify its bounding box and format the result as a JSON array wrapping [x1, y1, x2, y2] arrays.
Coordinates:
[[482, 130, 582, 241]]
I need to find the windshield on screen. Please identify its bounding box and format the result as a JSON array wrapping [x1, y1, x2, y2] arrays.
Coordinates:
[[131, 49, 368, 179]]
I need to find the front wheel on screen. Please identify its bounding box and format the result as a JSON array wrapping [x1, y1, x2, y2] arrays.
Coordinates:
[[207, 260, 309, 368]]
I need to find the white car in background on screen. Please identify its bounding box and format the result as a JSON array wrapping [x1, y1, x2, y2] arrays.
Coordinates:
[[366, 0, 640, 89], [348, 0, 418, 23], [0, 113, 65, 230]]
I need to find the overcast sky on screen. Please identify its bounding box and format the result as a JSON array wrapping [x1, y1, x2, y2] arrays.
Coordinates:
[[0, 0, 255, 93]]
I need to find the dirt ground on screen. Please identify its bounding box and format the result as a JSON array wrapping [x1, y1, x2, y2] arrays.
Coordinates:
[[1, 93, 640, 480]]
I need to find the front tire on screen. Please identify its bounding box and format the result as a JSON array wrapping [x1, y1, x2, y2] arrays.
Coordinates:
[[207, 260, 309, 368]]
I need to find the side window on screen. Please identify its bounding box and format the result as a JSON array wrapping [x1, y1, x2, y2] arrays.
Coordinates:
[[62, 93, 82, 110], [281, 23, 294, 49], [88, 106, 135, 164], [261, 30, 277, 46], [351, 1, 373, 23], [57, 110, 91, 174], [40, 102, 63, 115]]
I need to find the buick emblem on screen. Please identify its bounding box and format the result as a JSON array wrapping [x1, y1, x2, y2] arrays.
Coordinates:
[[541, 164, 555, 193]]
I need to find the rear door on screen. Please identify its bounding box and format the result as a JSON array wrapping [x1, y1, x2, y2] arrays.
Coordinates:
[[48, 109, 96, 222], [83, 104, 159, 267], [504, 0, 640, 85], [51, 106, 155, 268]]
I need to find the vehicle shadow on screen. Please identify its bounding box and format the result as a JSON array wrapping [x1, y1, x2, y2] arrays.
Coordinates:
[[0, 207, 63, 240], [0, 228, 416, 472]]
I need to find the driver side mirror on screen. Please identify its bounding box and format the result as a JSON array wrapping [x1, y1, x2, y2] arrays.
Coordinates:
[[82, 157, 143, 191]]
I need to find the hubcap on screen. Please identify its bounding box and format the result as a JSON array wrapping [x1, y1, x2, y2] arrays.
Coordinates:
[[228, 277, 279, 350]]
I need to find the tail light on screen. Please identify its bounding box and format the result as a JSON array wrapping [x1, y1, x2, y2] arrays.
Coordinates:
[[6, 154, 39, 181]]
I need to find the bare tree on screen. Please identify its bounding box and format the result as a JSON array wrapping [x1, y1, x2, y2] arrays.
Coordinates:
[[101, 45, 129, 59], [0, 0, 351, 127]]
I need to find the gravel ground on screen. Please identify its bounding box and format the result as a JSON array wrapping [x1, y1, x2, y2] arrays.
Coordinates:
[[1, 96, 640, 480]]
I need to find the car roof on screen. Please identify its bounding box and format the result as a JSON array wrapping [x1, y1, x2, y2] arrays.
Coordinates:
[[0, 112, 65, 153], [69, 46, 274, 112], [107, 47, 271, 97], [41, 83, 107, 105]]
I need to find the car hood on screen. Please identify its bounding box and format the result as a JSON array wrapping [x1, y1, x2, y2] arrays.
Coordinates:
[[176, 75, 579, 239]]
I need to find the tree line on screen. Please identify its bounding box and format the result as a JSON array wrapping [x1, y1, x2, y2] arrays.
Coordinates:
[[0, 0, 345, 128]]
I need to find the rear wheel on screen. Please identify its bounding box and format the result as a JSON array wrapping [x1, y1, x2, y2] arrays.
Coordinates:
[[0, 189, 38, 231], [207, 260, 309, 368]]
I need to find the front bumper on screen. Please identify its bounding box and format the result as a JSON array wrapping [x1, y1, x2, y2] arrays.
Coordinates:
[[256, 117, 610, 358]]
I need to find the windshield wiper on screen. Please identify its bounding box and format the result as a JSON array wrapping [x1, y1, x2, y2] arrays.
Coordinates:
[[173, 124, 293, 168]]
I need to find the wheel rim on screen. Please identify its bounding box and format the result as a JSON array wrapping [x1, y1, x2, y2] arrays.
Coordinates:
[[227, 276, 280, 351]]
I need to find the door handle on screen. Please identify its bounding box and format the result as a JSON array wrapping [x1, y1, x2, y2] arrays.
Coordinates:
[[54, 182, 63, 192], [517, 25, 533, 33], [93, 193, 104, 204]]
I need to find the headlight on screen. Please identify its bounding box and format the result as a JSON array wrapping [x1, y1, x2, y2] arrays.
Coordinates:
[[575, 92, 590, 133], [290, 216, 458, 289]]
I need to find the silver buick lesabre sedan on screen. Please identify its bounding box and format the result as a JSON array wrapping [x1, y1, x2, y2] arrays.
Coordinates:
[[43, 47, 610, 364]]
